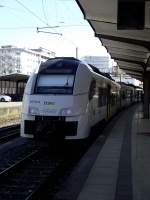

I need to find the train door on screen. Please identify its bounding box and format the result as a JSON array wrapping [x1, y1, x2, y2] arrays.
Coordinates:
[[88, 79, 96, 126], [107, 84, 111, 119]]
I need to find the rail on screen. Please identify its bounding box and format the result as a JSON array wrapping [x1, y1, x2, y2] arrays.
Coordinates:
[[0, 124, 20, 143]]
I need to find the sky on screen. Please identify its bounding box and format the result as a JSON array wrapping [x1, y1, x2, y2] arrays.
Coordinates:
[[0, 0, 109, 58]]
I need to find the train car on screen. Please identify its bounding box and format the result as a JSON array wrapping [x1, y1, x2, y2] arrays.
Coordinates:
[[134, 86, 143, 102], [128, 84, 143, 103], [21, 57, 121, 141], [119, 82, 135, 107], [119, 83, 143, 105]]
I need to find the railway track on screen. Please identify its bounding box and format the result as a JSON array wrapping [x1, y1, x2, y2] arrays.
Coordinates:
[[0, 124, 20, 144], [0, 121, 108, 200], [27, 111, 123, 200], [0, 111, 121, 200], [0, 147, 63, 200], [0, 136, 94, 200]]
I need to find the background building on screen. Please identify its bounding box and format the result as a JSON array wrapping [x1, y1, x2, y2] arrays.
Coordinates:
[[0, 45, 55, 75], [81, 56, 112, 73], [111, 65, 142, 86]]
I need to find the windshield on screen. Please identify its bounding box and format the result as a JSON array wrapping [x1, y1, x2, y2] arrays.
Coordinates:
[[34, 58, 79, 94], [35, 74, 75, 94]]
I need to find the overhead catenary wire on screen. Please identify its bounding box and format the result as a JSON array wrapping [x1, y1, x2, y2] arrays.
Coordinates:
[[14, 0, 49, 26], [37, 26, 59, 30], [0, 24, 88, 31], [36, 29, 62, 36], [13, 0, 62, 35], [0, 26, 36, 30], [41, 0, 49, 25], [1, 5, 31, 26], [3, 1, 88, 34]]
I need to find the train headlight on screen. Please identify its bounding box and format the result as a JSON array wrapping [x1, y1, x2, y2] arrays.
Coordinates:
[[29, 106, 39, 115], [60, 108, 73, 116]]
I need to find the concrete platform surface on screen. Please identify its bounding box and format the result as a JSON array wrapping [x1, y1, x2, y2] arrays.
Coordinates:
[[77, 104, 150, 200]]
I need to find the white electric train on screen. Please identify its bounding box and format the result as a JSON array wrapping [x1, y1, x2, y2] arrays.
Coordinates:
[[21, 57, 140, 141]]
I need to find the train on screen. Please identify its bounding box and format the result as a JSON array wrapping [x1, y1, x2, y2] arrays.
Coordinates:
[[21, 57, 142, 142]]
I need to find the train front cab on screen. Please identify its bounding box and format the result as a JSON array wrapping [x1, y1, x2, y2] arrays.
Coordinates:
[[21, 58, 95, 141]]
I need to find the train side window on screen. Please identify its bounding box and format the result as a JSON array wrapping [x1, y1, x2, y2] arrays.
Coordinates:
[[98, 88, 102, 107], [103, 89, 107, 105], [98, 88, 107, 107], [111, 93, 118, 105], [122, 91, 126, 99], [88, 79, 96, 100], [111, 94, 114, 105]]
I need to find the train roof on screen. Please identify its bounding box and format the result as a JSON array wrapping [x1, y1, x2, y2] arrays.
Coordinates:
[[38, 58, 119, 87], [119, 82, 135, 88], [118, 82, 143, 91], [52, 57, 79, 61], [118, 82, 134, 89], [89, 64, 115, 81], [126, 84, 143, 90], [38, 57, 81, 74]]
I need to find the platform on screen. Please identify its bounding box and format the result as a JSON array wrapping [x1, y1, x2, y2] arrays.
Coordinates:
[[77, 104, 150, 200]]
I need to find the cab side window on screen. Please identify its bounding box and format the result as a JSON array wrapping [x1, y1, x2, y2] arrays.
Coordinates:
[[88, 79, 96, 100]]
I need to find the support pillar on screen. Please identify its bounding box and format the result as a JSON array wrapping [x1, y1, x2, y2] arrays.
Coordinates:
[[143, 72, 150, 119]]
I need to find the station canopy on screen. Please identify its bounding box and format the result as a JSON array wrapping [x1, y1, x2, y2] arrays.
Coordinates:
[[76, 0, 150, 81], [0, 73, 29, 82]]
